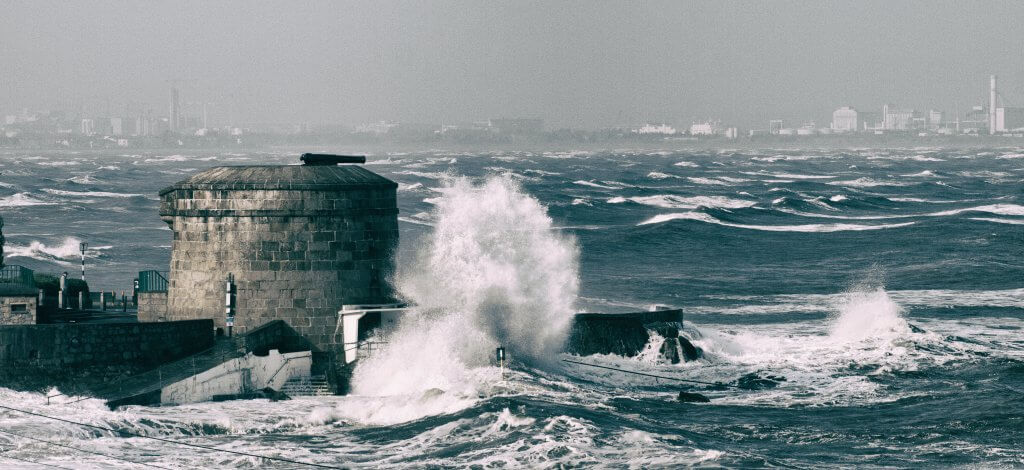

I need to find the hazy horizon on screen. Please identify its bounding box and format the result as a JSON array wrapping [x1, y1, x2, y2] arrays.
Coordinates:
[[3, 1, 1024, 129]]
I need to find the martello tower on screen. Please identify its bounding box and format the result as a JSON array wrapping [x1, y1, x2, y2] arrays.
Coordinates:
[[152, 154, 399, 353]]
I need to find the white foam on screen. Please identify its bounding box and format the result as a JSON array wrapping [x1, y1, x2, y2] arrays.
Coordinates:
[[969, 217, 1024, 225], [0, 192, 55, 207], [42, 189, 146, 198], [929, 204, 1024, 217], [351, 175, 579, 421], [827, 178, 911, 188], [6, 237, 93, 263], [573, 180, 617, 189], [638, 211, 915, 232], [687, 176, 750, 185], [673, 161, 698, 167], [770, 173, 836, 179], [610, 195, 755, 210], [646, 171, 676, 180]]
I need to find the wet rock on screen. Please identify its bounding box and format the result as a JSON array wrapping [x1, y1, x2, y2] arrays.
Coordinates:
[[908, 323, 926, 334], [660, 338, 681, 364], [735, 373, 786, 390], [262, 387, 291, 401], [676, 391, 711, 403], [679, 337, 702, 361]]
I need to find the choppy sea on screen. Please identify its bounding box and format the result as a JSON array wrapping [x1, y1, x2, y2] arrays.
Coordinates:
[[0, 147, 1022, 468]]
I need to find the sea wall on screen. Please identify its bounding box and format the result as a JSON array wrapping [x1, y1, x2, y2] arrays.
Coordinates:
[[0, 319, 213, 369]]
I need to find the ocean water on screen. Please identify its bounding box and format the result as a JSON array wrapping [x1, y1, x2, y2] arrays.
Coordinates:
[[0, 147, 1022, 468]]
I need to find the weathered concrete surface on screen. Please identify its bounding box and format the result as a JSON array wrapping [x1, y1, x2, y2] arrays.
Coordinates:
[[157, 164, 399, 358], [160, 349, 312, 405]]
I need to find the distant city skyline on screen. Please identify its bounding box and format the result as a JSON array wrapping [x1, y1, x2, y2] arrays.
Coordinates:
[[3, 1, 1024, 129]]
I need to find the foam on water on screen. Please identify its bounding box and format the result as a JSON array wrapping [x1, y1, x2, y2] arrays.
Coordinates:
[[638, 211, 916, 232], [349, 175, 580, 421], [0, 192, 55, 207], [608, 194, 756, 209], [6, 237, 93, 262]]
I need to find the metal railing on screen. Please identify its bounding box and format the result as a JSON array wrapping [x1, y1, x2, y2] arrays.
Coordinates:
[[0, 265, 35, 287], [137, 270, 169, 293]]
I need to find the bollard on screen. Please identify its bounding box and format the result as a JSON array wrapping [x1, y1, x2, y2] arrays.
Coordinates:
[[122, 290, 127, 313], [38, 289, 44, 308], [496, 347, 506, 381], [59, 272, 68, 310], [78, 291, 84, 311], [100, 292, 106, 311]]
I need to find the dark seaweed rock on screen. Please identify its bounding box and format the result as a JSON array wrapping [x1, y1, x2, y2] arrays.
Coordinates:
[[660, 338, 681, 364], [677, 391, 711, 403], [736, 373, 786, 390], [679, 337, 702, 361]]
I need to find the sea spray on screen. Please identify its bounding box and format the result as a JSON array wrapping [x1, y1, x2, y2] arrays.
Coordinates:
[[352, 176, 579, 397], [828, 288, 911, 342]]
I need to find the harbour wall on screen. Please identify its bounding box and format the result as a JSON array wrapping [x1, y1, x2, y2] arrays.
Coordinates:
[[0, 319, 213, 369]]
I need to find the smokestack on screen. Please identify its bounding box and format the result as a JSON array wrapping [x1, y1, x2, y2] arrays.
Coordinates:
[[990, 75, 997, 135]]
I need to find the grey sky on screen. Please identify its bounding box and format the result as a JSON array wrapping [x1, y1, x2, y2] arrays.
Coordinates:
[[2, 1, 1023, 129]]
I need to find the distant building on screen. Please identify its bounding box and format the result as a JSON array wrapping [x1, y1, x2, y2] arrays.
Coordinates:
[[110, 117, 123, 136], [831, 107, 859, 132], [633, 123, 677, 135], [769, 119, 783, 135], [928, 110, 944, 130], [996, 107, 1024, 132], [858, 112, 881, 130], [962, 105, 989, 133], [882, 104, 915, 130], [80, 119, 95, 135], [689, 121, 722, 136], [488, 118, 544, 134], [169, 87, 180, 133], [724, 127, 738, 139], [355, 120, 399, 135]]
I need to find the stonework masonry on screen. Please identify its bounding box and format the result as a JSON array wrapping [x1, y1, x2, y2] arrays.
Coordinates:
[[137, 292, 168, 322], [0, 319, 213, 369], [156, 164, 399, 359], [0, 295, 36, 325]]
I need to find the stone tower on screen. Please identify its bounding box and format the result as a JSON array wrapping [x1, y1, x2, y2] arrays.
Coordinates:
[[154, 155, 399, 355]]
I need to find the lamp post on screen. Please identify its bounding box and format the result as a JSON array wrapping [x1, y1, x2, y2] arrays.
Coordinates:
[[79, 242, 88, 281]]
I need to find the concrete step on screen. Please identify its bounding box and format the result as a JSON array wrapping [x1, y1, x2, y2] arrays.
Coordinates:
[[281, 375, 332, 396]]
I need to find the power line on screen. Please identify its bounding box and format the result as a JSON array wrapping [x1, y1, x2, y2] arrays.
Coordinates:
[[0, 449, 76, 470], [561, 358, 746, 389], [0, 429, 169, 470], [0, 404, 344, 469]]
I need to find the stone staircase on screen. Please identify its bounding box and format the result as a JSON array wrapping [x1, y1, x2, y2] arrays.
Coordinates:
[[281, 375, 332, 396]]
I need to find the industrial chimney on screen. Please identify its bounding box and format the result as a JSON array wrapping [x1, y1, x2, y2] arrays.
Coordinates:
[[990, 75, 997, 135]]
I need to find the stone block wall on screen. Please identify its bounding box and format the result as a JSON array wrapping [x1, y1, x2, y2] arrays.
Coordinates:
[[160, 187, 399, 353], [0, 319, 213, 368], [0, 295, 36, 325], [137, 292, 168, 322]]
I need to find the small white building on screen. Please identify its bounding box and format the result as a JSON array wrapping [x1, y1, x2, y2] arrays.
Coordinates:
[[831, 107, 859, 132]]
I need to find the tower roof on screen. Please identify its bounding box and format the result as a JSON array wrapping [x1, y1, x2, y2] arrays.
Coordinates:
[[159, 164, 397, 195]]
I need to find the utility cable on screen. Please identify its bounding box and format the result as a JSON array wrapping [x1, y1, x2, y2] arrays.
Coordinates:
[[0, 404, 344, 469], [561, 358, 746, 389], [0, 429, 169, 470]]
